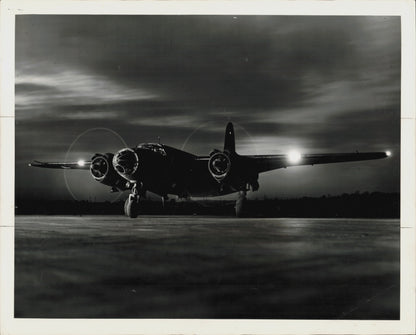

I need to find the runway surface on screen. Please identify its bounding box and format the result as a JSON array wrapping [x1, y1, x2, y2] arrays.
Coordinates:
[[15, 216, 399, 319]]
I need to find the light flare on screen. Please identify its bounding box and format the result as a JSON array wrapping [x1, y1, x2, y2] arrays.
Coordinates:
[[288, 150, 302, 164]]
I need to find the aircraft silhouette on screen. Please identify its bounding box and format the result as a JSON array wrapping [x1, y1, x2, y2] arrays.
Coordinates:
[[29, 122, 390, 217]]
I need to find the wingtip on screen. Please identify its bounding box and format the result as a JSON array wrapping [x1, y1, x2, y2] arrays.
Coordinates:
[[28, 160, 42, 167]]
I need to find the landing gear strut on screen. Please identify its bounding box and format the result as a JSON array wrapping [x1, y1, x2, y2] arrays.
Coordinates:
[[235, 190, 247, 217], [161, 195, 169, 210], [124, 183, 144, 218]]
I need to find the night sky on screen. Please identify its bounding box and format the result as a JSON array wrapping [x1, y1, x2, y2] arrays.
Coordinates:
[[15, 15, 400, 201]]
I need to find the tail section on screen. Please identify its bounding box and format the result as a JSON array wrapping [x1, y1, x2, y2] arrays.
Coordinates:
[[224, 122, 236, 153]]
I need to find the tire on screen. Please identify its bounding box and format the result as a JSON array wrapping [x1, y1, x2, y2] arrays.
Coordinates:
[[124, 198, 129, 216], [235, 194, 246, 217], [125, 196, 139, 218]]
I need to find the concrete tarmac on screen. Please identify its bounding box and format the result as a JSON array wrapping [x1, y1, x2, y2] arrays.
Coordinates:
[[15, 216, 399, 319]]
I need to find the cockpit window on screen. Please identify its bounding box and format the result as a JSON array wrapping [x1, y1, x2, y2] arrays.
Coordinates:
[[137, 143, 167, 156]]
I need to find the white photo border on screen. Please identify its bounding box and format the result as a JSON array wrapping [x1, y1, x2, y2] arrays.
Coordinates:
[[1, 1, 415, 334]]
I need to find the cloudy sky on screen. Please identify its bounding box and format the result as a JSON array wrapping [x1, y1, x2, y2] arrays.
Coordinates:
[[15, 15, 400, 201]]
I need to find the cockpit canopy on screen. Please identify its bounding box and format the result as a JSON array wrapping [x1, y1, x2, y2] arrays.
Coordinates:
[[137, 143, 167, 156]]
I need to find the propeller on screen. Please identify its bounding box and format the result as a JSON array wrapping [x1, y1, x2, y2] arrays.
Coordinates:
[[63, 127, 128, 202]]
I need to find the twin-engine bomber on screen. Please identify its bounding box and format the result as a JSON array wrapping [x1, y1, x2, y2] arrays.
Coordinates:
[[29, 122, 391, 218]]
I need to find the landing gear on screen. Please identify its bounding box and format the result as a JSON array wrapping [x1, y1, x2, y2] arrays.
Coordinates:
[[161, 195, 169, 210], [235, 190, 247, 217], [124, 183, 144, 218], [124, 194, 140, 218]]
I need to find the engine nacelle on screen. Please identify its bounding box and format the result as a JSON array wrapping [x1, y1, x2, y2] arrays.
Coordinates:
[[208, 151, 231, 182], [90, 153, 129, 190], [112, 148, 140, 182]]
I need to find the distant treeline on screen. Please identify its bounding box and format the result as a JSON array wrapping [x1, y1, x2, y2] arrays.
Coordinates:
[[15, 192, 399, 218]]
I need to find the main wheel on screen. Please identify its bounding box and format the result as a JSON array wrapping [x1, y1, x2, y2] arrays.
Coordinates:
[[124, 197, 129, 216], [125, 195, 140, 218], [235, 191, 246, 217]]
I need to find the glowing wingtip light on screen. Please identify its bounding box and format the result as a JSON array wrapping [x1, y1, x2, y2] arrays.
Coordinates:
[[77, 160, 85, 167], [385, 151, 392, 157], [288, 150, 302, 164]]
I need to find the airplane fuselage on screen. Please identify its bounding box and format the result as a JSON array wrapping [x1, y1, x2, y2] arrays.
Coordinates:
[[109, 144, 250, 198]]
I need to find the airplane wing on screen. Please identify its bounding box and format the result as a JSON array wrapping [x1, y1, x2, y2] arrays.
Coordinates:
[[28, 160, 91, 170], [249, 152, 389, 173]]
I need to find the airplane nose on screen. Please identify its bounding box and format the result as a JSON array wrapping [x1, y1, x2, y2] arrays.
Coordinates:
[[112, 148, 139, 177]]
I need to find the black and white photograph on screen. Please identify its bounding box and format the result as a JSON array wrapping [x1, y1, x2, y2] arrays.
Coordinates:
[[1, 1, 415, 334]]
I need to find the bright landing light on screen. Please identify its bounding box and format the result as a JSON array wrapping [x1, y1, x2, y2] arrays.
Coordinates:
[[385, 151, 392, 157], [288, 150, 302, 164], [77, 160, 86, 167]]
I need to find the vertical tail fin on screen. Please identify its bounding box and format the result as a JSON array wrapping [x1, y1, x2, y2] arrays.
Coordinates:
[[224, 122, 236, 153]]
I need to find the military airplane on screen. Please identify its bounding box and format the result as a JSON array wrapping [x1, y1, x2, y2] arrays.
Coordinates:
[[29, 122, 391, 218]]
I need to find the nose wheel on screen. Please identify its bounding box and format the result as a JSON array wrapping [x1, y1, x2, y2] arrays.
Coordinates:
[[124, 194, 140, 218], [124, 183, 144, 218]]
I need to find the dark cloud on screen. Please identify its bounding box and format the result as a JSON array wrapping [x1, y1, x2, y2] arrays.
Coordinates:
[[15, 15, 400, 200], [16, 16, 399, 109]]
